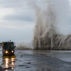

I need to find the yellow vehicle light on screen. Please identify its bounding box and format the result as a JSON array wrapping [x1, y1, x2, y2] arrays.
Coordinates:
[[12, 51, 14, 53], [5, 50, 8, 54]]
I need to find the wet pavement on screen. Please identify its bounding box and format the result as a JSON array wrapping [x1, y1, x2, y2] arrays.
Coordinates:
[[0, 50, 71, 71]]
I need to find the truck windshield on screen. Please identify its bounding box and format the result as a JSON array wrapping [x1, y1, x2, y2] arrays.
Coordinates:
[[3, 43, 15, 50]]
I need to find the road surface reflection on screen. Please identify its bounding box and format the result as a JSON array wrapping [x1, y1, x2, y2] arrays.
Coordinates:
[[2, 56, 16, 71]]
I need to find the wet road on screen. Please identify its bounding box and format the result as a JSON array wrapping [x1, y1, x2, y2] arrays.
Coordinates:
[[0, 50, 71, 71]]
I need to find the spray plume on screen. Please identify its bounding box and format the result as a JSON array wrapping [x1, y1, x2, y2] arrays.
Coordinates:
[[28, 0, 71, 49]]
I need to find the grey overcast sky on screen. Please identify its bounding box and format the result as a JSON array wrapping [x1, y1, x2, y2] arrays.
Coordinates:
[[0, 0, 36, 43], [0, 0, 71, 43]]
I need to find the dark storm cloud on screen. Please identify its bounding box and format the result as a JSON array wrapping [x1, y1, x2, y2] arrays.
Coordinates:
[[4, 8, 35, 22], [0, 0, 35, 22], [4, 14, 34, 22]]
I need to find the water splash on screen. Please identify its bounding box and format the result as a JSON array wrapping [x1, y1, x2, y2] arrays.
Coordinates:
[[29, 0, 70, 49]]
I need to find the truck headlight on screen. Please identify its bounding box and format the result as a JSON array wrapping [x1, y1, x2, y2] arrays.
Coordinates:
[[12, 51, 14, 53], [5, 50, 8, 54]]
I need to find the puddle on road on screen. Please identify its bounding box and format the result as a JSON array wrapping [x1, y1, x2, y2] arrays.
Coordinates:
[[0, 50, 71, 71], [2, 56, 16, 71]]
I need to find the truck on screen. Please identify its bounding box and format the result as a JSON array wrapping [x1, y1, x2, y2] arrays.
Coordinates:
[[1, 42, 15, 56]]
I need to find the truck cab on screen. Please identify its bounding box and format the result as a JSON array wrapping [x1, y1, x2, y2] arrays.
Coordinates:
[[2, 42, 15, 56]]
